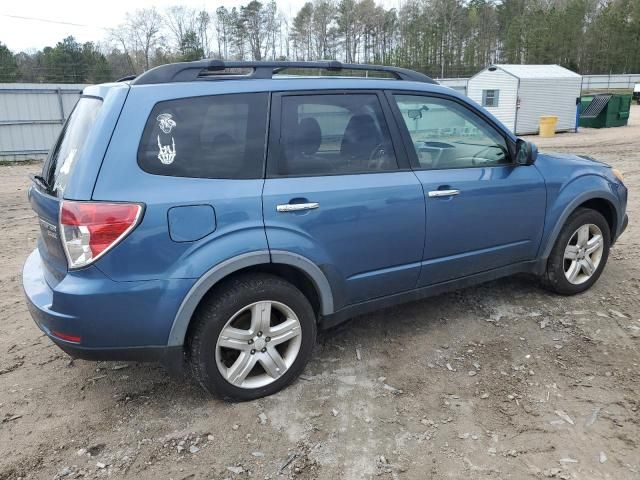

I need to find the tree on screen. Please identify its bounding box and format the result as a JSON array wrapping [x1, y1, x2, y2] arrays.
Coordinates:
[[229, 7, 248, 59], [215, 7, 231, 59], [38, 36, 85, 82], [196, 11, 212, 57], [336, 0, 354, 62], [291, 2, 314, 59], [82, 42, 112, 83], [165, 6, 196, 52], [105, 48, 134, 79], [111, 8, 164, 73], [312, 0, 337, 59], [263, 1, 280, 60], [4, 0, 640, 85], [180, 30, 205, 61], [242, 1, 268, 60], [14, 52, 38, 82], [0, 42, 19, 81]]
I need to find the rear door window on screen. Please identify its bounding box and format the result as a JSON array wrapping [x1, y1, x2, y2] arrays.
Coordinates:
[[137, 93, 268, 179], [43, 97, 103, 197], [270, 93, 398, 177]]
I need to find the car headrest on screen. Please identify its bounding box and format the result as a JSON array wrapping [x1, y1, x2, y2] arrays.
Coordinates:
[[341, 114, 380, 158], [296, 117, 322, 156]]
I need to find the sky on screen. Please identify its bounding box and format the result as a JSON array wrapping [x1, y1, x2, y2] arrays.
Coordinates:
[[1, 0, 401, 52]]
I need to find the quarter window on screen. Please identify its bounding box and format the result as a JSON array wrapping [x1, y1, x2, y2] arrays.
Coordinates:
[[393, 94, 509, 170], [138, 93, 268, 179], [273, 94, 398, 176], [44, 97, 102, 197], [482, 89, 499, 107]]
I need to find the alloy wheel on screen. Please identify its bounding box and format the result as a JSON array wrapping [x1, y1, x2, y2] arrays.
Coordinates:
[[563, 223, 605, 285], [215, 301, 302, 389]]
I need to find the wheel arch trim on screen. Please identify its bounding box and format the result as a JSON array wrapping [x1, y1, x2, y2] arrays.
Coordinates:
[[540, 188, 618, 260], [167, 250, 334, 347], [270, 250, 334, 315]]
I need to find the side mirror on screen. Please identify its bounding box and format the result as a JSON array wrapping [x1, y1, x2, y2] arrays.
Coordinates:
[[515, 138, 538, 165]]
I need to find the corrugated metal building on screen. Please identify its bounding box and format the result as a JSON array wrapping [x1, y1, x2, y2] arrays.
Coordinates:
[[467, 65, 582, 135], [0, 83, 85, 161]]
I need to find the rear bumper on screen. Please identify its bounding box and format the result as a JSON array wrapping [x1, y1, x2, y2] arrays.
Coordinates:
[[22, 248, 192, 371], [52, 342, 186, 374]]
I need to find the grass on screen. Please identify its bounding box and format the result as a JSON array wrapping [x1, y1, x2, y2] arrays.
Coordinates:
[[0, 159, 43, 166]]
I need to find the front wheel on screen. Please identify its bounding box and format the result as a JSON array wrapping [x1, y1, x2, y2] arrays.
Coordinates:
[[543, 208, 611, 295], [187, 274, 317, 401]]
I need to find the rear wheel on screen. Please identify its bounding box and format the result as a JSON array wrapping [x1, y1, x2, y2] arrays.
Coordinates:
[[543, 208, 610, 295], [187, 273, 316, 401]]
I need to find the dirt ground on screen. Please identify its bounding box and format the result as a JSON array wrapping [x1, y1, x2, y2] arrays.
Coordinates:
[[1, 108, 639, 480]]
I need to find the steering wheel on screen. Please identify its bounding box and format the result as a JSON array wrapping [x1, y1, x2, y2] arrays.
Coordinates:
[[419, 142, 455, 169]]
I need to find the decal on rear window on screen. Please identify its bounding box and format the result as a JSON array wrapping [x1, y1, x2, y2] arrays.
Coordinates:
[[157, 136, 176, 165], [156, 113, 176, 134]]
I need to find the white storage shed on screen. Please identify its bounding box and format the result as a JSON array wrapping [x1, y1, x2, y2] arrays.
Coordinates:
[[467, 64, 582, 135]]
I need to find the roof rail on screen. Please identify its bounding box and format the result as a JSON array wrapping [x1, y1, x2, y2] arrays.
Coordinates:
[[131, 60, 437, 86]]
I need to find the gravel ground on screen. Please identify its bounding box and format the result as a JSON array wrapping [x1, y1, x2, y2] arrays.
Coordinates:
[[0, 107, 638, 480]]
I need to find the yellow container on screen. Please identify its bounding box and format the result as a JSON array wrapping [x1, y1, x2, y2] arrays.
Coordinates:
[[539, 115, 559, 137]]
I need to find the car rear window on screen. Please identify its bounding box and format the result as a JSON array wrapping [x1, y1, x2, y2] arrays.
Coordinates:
[[137, 93, 268, 179], [43, 97, 103, 197]]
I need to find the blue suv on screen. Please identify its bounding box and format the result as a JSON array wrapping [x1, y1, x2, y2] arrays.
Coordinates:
[[23, 61, 628, 400]]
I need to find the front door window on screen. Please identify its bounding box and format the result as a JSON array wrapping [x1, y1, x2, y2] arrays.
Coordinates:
[[394, 94, 509, 170]]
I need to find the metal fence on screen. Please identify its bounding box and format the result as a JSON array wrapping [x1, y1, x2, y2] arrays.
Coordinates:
[[438, 73, 640, 95], [1, 73, 638, 161], [0, 83, 85, 161], [580, 74, 640, 92], [435, 77, 469, 94]]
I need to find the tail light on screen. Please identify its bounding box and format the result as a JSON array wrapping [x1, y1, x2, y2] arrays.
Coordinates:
[[60, 201, 143, 269]]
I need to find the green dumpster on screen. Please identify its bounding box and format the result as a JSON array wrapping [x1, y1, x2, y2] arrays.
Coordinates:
[[579, 94, 632, 128]]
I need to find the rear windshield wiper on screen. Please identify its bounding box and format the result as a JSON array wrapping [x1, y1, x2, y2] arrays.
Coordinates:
[[30, 174, 52, 193]]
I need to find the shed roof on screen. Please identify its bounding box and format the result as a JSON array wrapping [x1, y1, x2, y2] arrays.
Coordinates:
[[483, 64, 581, 79]]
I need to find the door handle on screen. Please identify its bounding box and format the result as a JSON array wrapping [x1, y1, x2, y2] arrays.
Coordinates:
[[428, 189, 461, 198], [276, 202, 320, 212]]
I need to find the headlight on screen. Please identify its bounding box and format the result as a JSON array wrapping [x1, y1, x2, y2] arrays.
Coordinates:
[[612, 168, 625, 184]]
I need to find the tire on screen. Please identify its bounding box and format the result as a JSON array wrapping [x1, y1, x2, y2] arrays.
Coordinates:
[[543, 208, 611, 295], [187, 273, 317, 401]]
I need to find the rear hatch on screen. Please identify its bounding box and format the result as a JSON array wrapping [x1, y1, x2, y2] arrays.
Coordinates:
[[30, 96, 104, 286]]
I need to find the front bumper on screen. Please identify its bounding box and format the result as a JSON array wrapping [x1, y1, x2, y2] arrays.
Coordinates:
[[22, 248, 192, 369], [620, 214, 629, 237]]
